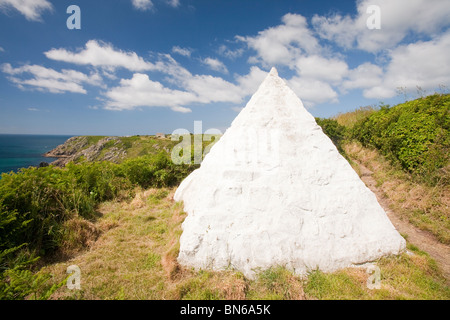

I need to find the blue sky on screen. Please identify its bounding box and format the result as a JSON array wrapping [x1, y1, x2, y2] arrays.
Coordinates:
[[0, 0, 449, 135]]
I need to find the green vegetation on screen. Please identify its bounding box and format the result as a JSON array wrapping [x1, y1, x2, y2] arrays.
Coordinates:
[[316, 94, 449, 244], [85, 136, 107, 145], [113, 136, 176, 160], [351, 94, 449, 185], [0, 152, 197, 299], [316, 94, 450, 186], [47, 134, 222, 166], [1, 94, 449, 300], [0, 153, 195, 254], [315, 117, 348, 158], [304, 243, 449, 300]]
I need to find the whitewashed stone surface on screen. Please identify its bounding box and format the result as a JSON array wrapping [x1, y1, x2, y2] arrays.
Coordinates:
[[174, 67, 406, 279]]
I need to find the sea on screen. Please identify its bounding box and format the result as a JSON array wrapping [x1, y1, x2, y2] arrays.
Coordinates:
[[0, 134, 73, 176]]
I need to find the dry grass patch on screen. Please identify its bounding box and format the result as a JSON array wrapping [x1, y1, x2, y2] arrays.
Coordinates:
[[334, 106, 377, 129], [57, 217, 101, 256], [246, 266, 306, 300]]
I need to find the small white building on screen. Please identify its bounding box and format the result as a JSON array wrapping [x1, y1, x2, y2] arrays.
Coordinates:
[[155, 133, 166, 139]]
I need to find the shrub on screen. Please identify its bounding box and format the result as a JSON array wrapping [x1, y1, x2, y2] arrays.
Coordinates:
[[351, 94, 450, 185], [121, 152, 198, 189], [0, 152, 196, 257], [0, 147, 197, 299], [315, 117, 348, 157]]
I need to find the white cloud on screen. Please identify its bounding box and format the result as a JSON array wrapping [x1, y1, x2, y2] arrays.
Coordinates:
[[341, 62, 383, 93], [45, 40, 157, 72], [312, 0, 450, 52], [312, 14, 357, 49], [104, 72, 244, 112], [132, 0, 153, 11], [295, 55, 348, 84], [132, 0, 180, 11], [0, 0, 52, 21], [27, 107, 39, 111], [336, 31, 450, 100], [202, 57, 228, 73], [153, 53, 193, 81], [166, 0, 180, 8], [104, 73, 195, 112], [170, 106, 191, 113], [232, 7, 450, 107], [1, 63, 103, 94], [102, 64, 269, 112], [235, 13, 344, 107], [44, 40, 193, 81], [365, 31, 450, 98], [338, 31, 450, 100], [88, 4, 450, 112], [1, 2, 448, 118], [184, 74, 242, 104], [235, 66, 268, 97], [11, 77, 86, 94], [287, 77, 338, 108], [41, 40, 258, 112], [172, 46, 192, 57], [238, 13, 320, 67], [0, 46, 4, 52]]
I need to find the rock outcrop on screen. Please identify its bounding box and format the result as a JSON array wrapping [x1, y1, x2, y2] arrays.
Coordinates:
[[44, 136, 127, 166]]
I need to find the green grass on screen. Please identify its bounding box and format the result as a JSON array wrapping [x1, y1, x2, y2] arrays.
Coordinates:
[[304, 269, 368, 300], [246, 266, 305, 299], [304, 251, 449, 300], [84, 136, 107, 145], [39, 187, 448, 300]]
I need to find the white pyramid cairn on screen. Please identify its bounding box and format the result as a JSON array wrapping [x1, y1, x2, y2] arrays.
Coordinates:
[[174, 67, 406, 278]]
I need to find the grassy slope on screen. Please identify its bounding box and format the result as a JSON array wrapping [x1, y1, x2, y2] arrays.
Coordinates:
[[72, 135, 178, 163], [50, 134, 221, 165], [41, 187, 449, 300]]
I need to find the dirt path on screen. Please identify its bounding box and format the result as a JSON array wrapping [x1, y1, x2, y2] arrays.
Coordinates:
[[356, 160, 450, 284]]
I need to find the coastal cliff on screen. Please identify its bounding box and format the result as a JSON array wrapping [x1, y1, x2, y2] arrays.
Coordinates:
[[44, 135, 174, 166]]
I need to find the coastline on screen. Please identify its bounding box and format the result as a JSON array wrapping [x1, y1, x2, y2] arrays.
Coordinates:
[[0, 134, 73, 175]]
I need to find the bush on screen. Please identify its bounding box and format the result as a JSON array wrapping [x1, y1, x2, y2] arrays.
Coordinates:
[[0, 152, 196, 256], [0, 203, 63, 300], [315, 117, 348, 157], [0, 151, 197, 299], [120, 152, 198, 189], [351, 94, 450, 185]]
